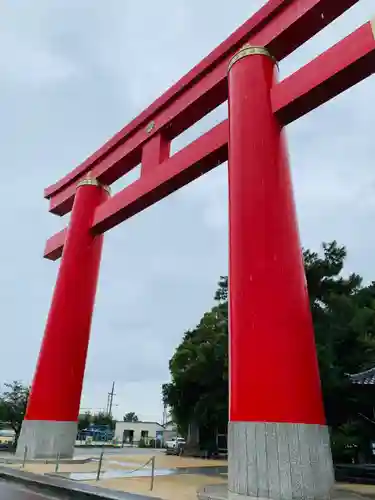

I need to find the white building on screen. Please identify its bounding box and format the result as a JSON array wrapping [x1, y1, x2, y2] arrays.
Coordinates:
[[115, 421, 174, 444]]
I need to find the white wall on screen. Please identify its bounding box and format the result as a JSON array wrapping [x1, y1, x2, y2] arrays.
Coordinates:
[[115, 421, 164, 442]]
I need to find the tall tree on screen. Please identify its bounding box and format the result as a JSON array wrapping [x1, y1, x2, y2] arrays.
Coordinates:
[[163, 278, 228, 440], [0, 381, 29, 445], [163, 242, 375, 460]]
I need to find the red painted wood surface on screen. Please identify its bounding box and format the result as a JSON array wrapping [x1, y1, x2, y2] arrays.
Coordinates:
[[273, 21, 375, 124], [45, 0, 360, 217], [44, 21, 375, 260], [44, 0, 289, 198], [141, 133, 170, 175], [227, 51, 325, 424], [26, 183, 108, 421]]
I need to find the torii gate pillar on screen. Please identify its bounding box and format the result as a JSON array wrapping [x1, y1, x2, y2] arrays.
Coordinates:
[[16, 178, 109, 459], [227, 45, 334, 499]]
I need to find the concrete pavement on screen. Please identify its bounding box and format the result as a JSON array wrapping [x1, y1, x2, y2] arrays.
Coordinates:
[[0, 480, 58, 499]]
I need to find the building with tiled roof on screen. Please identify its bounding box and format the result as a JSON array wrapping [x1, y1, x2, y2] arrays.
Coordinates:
[[349, 367, 375, 385]]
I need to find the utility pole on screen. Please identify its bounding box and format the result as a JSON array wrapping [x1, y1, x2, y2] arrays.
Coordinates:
[[106, 393, 110, 415], [107, 381, 116, 417]]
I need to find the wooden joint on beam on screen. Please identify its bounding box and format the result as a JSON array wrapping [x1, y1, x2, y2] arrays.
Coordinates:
[[141, 133, 171, 176]]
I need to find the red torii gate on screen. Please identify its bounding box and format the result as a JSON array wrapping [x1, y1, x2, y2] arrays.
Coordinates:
[[17, 0, 375, 498]]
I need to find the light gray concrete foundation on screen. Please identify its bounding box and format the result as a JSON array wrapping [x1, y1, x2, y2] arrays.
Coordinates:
[[16, 420, 77, 459], [228, 421, 334, 500]]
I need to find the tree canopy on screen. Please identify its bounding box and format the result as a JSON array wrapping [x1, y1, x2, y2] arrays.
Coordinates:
[[0, 381, 29, 444], [78, 411, 116, 430], [78, 411, 92, 431], [123, 412, 139, 422], [162, 242, 375, 461], [92, 411, 116, 429]]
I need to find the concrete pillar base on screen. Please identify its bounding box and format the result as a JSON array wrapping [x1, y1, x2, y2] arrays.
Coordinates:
[[16, 420, 77, 459], [228, 422, 334, 500]]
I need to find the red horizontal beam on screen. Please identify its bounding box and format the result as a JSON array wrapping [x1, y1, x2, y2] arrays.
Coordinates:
[[45, 0, 360, 217], [44, 121, 228, 259], [93, 121, 228, 234], [44, 19, 375, 261], [47, 59, 227, 216], [44, 228, 67, 261], [252, 0, 362, 59], [273, 21, 375, 124], [43, 0, 289, 199]]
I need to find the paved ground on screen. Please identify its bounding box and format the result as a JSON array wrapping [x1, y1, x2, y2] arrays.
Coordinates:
[[77, 453, 227, 500], [3, 452, 227, 500], [0, 480, 59, 499], [90, 473, 226, 500]]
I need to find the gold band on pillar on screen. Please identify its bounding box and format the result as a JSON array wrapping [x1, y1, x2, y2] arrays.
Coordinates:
[[228, 44, 277, 72], [76, 177, 111, 195]]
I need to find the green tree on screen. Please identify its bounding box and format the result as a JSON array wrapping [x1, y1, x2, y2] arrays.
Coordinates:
[[163, 242, 375, 460], [123, 412, 139, 422], [78, 411, 92, 430], [162, 279, 228, 441], [92, 411, 116, 430], [0, 381, 29, 445]]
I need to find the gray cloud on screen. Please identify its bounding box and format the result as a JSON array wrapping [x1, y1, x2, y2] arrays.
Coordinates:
[[0, 1, 374, 422]]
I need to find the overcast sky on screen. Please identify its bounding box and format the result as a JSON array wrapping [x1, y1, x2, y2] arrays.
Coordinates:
[[0, 1, 374, 423]]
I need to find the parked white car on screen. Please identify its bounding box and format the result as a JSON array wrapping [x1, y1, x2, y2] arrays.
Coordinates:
[[165, 436, 186, 450]]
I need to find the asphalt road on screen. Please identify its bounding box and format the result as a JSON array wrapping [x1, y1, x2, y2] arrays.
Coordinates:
[[0, 481, 60, 499]]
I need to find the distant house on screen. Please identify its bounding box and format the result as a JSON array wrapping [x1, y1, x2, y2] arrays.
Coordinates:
[[163, 420, 178, 443], [349, 367, 375, 385], [164, 420, 177, 432], [114, 421, 177, 445]]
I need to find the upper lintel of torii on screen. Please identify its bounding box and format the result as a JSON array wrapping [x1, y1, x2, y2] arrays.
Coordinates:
[[42, 0, 375, 261]]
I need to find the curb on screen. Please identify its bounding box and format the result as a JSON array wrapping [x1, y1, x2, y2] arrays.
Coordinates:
[[0, 456, 93, 465], [0, 465, 160, 499], [197, 483, 375, 500]]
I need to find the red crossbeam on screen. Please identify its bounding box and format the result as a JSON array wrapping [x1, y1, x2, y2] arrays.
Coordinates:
[[273, 20, 375, 124], [45, 0, 289, 199], [45, 0, 360, 217], [44, 20, 375, 261], [93, 122, 228, 234], [44, 122, 228, 260], [44, 228, 67, 261]]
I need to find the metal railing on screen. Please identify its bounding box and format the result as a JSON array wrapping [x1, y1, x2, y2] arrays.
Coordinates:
[[20, 445, 157, 492], [95, 451, 156, 491], [22, 445, 27, 469]]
